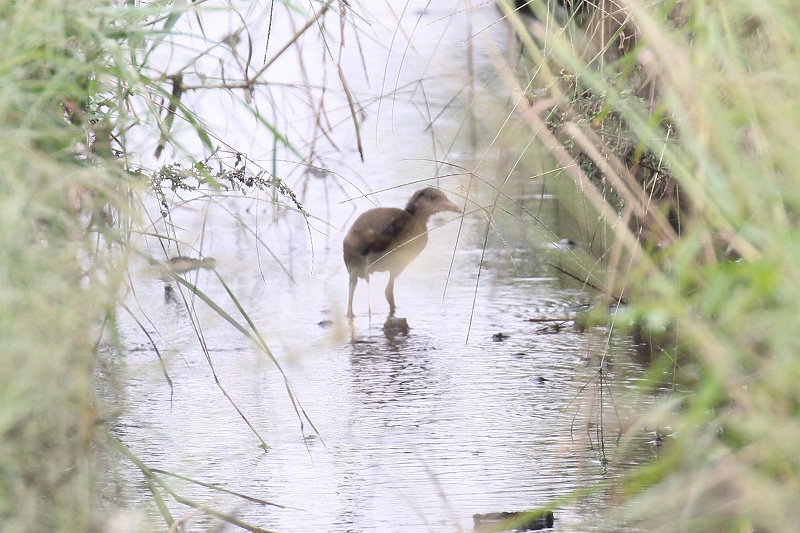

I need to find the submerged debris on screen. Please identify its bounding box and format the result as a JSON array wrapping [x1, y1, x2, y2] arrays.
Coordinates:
[[165, 256, 217, 274], [167, 256, 217, 273], [535, 322, 565, 335], [157, 256, 217, 280], [473, 509, 554, 532]]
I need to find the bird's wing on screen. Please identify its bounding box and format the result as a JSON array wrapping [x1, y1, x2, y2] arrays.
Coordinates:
[[354, 208, 411, 256]]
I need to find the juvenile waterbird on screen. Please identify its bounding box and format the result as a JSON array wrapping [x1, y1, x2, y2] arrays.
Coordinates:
[[343, 187, 461, 318]]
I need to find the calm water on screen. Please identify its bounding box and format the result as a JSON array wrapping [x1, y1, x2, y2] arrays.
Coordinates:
[[106, 1, 664, 531]]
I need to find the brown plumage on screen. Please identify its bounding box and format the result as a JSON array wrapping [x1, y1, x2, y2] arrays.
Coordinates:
[[343, 187, 462, 317]]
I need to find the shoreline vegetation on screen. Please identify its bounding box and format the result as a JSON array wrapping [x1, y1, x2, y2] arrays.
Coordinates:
[[500, 0, 800, 530]]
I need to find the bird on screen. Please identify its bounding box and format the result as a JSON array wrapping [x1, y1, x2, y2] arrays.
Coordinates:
[[343, 187, 462, 318]]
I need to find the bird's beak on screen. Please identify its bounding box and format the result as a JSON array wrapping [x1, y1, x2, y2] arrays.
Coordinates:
[[439, 199, 462, 214]]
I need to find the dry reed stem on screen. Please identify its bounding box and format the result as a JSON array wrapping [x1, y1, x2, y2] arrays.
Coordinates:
[[521, 96, 652, 273], [494, 0, 563, 98], [563, 121, 677, 246], [249, 1, 333, 83]]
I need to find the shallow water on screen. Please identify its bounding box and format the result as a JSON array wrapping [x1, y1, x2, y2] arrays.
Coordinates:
[[111, 189, 661, 532], [107, 1, 665, 531]]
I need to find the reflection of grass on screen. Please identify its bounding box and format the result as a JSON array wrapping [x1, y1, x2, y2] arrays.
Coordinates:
[[499, 0, 800, 529]]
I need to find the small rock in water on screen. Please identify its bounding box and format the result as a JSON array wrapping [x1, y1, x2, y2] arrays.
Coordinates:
[[383, 316, 410, 334], [546, 238, 576, 251], [473, 509, 554, 532], [317, 319, 334, 329], [492, 332, 509, 342]]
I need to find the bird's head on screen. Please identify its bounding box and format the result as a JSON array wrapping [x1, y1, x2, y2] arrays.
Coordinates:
[[405, 187, 462, 218]]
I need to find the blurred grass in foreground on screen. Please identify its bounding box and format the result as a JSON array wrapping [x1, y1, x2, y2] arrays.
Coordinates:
[[0, 0, 137, 530], [499, 0, 800, 529], [0, 0, 351, 529]]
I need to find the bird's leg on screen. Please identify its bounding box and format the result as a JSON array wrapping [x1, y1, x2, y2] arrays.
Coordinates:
[[385, 274, 396, 316], [347, 273, 358, 318], [366, 273, 372, 318]]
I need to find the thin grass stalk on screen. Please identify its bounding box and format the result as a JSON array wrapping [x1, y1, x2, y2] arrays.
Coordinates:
[[249, 1, 334, 82], [602, 203, 636, 303], [167, 274, 272, 450], [166, 272, 322, 447], [563, 121, 678, 244], [111, 437, 278, 533], [495, 0, 563, 98], [519, 95, 651, 272], [150, 469, 290, 509]]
